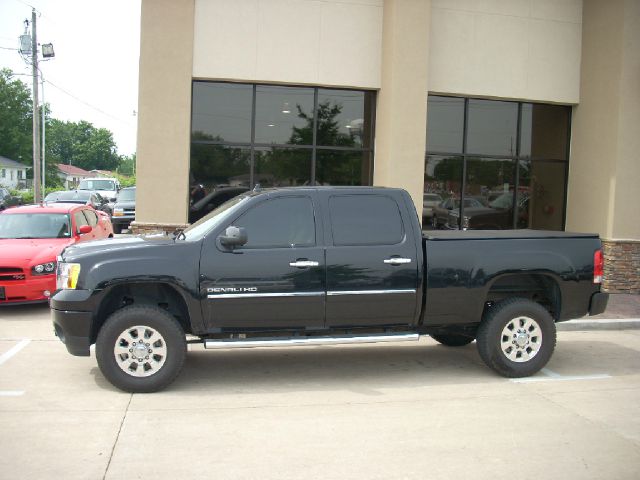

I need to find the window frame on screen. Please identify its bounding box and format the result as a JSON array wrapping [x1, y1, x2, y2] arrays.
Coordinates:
[[190, 81, 376, 189], [425, 95, 571, 230]]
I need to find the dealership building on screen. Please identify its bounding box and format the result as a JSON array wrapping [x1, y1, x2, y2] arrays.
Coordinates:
[[134, 0, 639, 293]]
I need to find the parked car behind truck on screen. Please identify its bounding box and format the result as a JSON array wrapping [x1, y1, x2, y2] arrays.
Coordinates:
[[111, 186, 136, 234], [51, 187, 608, 392]]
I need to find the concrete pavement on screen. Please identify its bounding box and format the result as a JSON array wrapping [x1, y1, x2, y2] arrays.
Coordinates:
[[1, 304, 639, 479]]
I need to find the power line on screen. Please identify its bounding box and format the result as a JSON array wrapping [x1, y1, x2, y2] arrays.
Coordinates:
[[44, 79, 135, 126]]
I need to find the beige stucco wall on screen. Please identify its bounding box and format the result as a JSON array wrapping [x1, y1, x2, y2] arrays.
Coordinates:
[[566, 0, 640, 241], [428, 0, 583, 103], [373, 0, 430, 214], [136, 0, 194, 225], [192, 0, 383, 89]]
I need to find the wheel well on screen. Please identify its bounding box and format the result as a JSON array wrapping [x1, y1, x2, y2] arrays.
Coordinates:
[[485, 273, 561, 320], [91, 282, 191, 343]]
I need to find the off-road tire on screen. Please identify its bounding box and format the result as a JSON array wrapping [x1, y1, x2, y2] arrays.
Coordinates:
[[476, 298, 556, 378], [96, 305, 187, 393]]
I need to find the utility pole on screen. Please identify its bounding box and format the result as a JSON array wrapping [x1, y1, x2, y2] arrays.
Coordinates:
[[30, 8, 42, 204]]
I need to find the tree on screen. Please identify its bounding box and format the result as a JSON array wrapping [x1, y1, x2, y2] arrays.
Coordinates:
[[118, 153, 136, 176], [0, 69, 33, 165], [46, 119, 120, 171]]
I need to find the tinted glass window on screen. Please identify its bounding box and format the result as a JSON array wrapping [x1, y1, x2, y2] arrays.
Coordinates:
[[254, 86, 314, 145], [82, 209, 98, 227], [317, 89, 367, 147], [426, 96, 464, 153], [467, 99, 518, 156], [315, 150, 373, 186], [520, 103, 570, 159], [117, 189, 136, 201], [190, 82, 375, 200], [235, 197, 315, 248], [191, 144, 251, 189], [191, 82, 252, 143], [329, 195, 404, 246], [253, 148, 312, 187], [424, 154, 463, 206], [74, 211, 89, 231]]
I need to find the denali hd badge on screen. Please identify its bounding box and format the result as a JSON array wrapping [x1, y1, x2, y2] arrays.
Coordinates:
[[208, 287, 258, 293]]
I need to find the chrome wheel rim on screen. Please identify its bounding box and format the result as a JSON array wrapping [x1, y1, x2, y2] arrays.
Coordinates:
[[113, 325, 167, 377], [500, 316, 542, 363]]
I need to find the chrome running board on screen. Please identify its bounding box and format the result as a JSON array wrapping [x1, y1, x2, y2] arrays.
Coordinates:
[[203, 332, 420, 350]]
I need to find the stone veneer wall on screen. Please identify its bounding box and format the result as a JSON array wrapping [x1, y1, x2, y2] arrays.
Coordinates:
[[129, 222, 190, 235], [602, 240, 640, 294]]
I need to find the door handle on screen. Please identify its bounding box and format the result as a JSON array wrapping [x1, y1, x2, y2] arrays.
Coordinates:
[[384, 257, 412, 265], [289, 260, 319, 268]]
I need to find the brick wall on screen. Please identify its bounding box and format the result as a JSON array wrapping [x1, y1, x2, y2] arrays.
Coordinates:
[[129, 222, 189, 235], [602, 240, 640, 294]]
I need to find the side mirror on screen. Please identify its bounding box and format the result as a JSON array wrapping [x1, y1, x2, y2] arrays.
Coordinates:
[[218, 226, 247, 248], [78, 225, 93, 235]]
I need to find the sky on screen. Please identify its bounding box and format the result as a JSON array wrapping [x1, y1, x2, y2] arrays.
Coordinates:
[[0, 0, 141, 156]]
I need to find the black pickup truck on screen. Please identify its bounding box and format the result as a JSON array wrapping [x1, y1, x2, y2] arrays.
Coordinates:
[[51, 187, 608, 392]]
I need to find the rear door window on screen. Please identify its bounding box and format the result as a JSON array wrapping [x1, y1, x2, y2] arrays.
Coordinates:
[[329, 194, 404, 246]]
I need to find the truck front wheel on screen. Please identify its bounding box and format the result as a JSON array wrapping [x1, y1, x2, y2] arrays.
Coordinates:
[[476, 298, 556, 378], [96, 305, 187, 393]]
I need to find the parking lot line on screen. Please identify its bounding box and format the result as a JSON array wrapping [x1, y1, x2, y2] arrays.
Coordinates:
[[0, 339, 30, 366], [510, 367, 611, 383]]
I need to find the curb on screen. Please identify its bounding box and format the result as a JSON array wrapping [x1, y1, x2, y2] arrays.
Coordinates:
[[557, 318, 640, 331]]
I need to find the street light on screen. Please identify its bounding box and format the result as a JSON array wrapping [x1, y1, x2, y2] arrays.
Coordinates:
[[41, 43, 54, 58]]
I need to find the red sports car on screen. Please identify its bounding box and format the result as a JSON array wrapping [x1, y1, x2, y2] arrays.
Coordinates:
[[0, 203, 114, 305]]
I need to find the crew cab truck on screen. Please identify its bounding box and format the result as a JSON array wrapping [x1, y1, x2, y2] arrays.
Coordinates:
[[51, 187, 608, 393]]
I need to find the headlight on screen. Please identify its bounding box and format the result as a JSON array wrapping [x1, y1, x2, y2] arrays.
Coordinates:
[[56, 262, 81, 290], [32, 262, 57, 275], [113, 207, 124, 216]]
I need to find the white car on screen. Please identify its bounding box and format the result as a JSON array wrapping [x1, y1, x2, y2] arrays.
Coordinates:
[[77, 177, 121, 203]]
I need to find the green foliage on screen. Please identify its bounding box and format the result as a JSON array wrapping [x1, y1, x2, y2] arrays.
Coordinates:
[[117, 153, 136, 176], [0, 69, 33, 165], [115, 172, 136, 188], [46, 119, 120, 171], [1, 68, 135, 187]]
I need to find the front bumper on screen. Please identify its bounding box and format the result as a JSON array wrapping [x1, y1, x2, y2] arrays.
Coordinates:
[[589, 292, 609, 316], [50, 288, 96, 357], [0, 275, 55, 305], [51, 308, 93, 356]]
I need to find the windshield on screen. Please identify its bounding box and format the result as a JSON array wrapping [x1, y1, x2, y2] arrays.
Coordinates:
[[182, 195, 250, 241], [55, 191, 91, 202], [0, 213, 71, 239], [117, 188, 136, 201], [78, 179, 115, 191]]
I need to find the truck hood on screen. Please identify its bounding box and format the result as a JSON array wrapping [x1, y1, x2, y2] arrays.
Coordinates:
[[61, 234, 177, 262]]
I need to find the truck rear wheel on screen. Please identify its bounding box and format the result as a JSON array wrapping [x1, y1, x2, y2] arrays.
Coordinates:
[[431, 333, 474, 347], [96, 305, 187, 393], [476, 298, 556, 378]]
